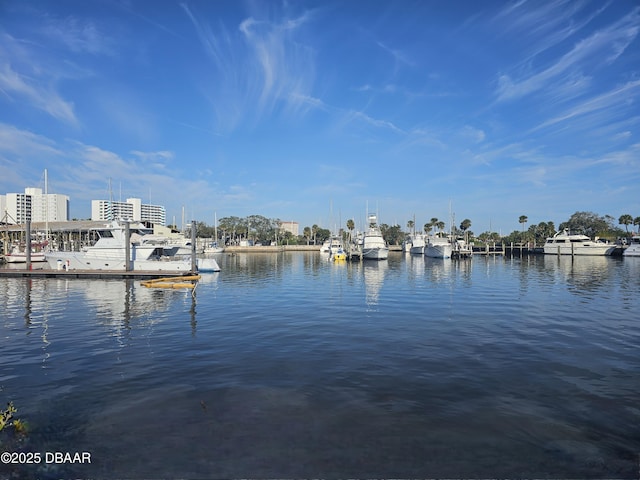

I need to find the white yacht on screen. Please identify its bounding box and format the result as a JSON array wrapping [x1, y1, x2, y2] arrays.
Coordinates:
[[362, 214, 389, 260], [425, 235, 452, 258], [44, 220, 200, 271], [543, 229, 616, 256], [623, 235, 640, 257], [320, 236, 344, 255], [407, 233, 426, 255]]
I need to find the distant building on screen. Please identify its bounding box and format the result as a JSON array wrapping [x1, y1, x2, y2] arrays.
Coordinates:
[[91, 198, 166, 225], [280, 220, 299, 236], [0, 188, 69, 224], [25, 188, 69, 223]]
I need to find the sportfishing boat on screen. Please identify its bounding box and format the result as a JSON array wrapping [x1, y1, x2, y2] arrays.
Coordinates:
[[332, 247, 347, 261], [320, 236, 344, 255], [623, 235, 640, 257], [425, 235, 453, 258], [362, 214, 389, 260], [543, 229, 616, 256], [43, 219, 196, 271], [409, 233, 426, 255]]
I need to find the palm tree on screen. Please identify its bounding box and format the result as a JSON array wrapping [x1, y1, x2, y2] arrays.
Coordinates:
[[519, 215, 528, 233], [407, 220, 415, 233], [436, 220, 445, 234], [346, 219, 355, 232], [423, 223, 432, 235], [619, 214, 633, 233], [459, 218, 472, 243], [634, 216, 640, 234], [346, 219, 355, 243]]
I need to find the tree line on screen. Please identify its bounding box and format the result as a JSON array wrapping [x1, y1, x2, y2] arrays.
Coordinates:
[[179, 211, 639, 246]]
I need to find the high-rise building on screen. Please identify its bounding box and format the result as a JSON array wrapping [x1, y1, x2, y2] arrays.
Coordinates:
[[0, 188, 68, 224], [25, 188, 69, 222], [280, 221, 299, 236], [91, 198, 166, 225]]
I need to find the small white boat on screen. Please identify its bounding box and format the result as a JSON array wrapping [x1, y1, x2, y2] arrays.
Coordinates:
[[425, 235, 452, 258], [203, 242, 225, 254], [543, 229, 616, 256], [623, 235, 640, 257], [3, 244, 48, 263], [204, 213, 225, 253], [362, 214, 389, 260]]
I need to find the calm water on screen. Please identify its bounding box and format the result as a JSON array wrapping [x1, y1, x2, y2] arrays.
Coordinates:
[[1, 252, 639, 479]]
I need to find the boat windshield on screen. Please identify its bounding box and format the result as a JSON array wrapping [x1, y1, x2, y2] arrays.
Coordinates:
[[96, 229, 114, 239]]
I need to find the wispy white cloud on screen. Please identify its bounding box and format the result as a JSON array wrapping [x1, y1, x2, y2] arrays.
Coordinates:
[[376, 41, 415, 67], [0, 123, 62, 158], [533, 79, 640, 131], [130, 150, 174, 169], [0, 123, 62, 191], [460, 125, 486, 144], [0, 60, 77, 125], [41, 15, 115, 55], [239, 11, 316, 115], [181, 3, 317, 131], [496, 6, 640, 101], [344, 110, 404, 135], [0, 33, 79, 125]]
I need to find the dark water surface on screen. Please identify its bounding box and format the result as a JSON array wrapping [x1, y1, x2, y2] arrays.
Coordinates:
[[1, 252, 639, 479]]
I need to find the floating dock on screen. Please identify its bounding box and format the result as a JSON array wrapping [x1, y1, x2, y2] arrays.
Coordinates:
[[141, 275, 201, 289]]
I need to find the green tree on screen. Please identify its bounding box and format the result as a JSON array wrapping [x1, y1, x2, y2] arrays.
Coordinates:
[[459, 219, 471, 232], [380, 224, 403, 245], [519, 215, 528, 233], [407, 219, 415, 233], [619, 214, 633, 233], [634, 216, 640, 233], [346, 219, 355, 233], [559, 211, 612, 238], [303, 226, 312, 245], [423, 223, 432, 235], [315, 227, 331, 244]]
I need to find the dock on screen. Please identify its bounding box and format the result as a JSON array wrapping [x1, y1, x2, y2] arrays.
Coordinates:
[[0, 267, 196, 280]]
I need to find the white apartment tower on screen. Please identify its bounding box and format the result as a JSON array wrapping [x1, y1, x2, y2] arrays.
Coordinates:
[[25, 188, 69, 222], [280, 221, 299, 236], [91, 198, 166, 225], [1, 188, 68, 224]]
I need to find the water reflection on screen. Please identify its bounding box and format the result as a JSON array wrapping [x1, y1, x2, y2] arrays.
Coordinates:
[[363, 261, 388, 308], [540, 254, 614, 294], [1, 277, 200, 346], [1, 253, 639, 479]]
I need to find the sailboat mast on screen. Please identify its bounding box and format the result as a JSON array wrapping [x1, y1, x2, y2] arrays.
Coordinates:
[[44, 168, 49, 245], [214, 212, 218, 242]]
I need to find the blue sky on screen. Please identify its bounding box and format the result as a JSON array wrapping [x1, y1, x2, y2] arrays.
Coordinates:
[[1, 0, 639, 234]]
